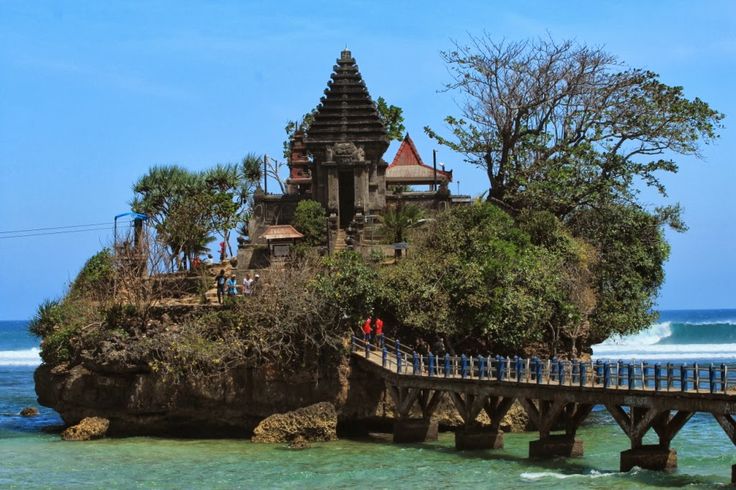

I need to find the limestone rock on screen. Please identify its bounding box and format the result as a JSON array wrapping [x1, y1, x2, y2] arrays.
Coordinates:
[[288, 435, 311, 449], [252, 402, 337, 443], [19, 407, 39, 417], [61, 417, 110, 441], [500, 401, 533, 432]]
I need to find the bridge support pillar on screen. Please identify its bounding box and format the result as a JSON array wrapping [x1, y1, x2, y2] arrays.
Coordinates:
[[519, 399, 592, 459], [620, 445, 677, 472], [393, 418, 438, 443], [529, 435, 583, 458], [455, 428, 503, 450], [606, 406, 693, 473]]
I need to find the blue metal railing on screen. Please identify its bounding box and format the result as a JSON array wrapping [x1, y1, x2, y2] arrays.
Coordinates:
[[351, 335, 735, 395]]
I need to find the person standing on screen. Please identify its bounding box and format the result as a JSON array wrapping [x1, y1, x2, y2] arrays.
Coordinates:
[[226, 274, 238, 300], [242, 274, 254, 296], [362, 316, 372, 344], [374, 316, 384, 348], [215, 269, 226, 305], [219, 241, 227, 263], [252, 274, 260, 295]]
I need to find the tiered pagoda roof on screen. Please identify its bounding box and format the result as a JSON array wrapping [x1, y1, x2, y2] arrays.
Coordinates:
[[305, 49, 389, 148], [386, 134, 452, 184]]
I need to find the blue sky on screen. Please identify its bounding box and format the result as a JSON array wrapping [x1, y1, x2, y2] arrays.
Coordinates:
[[1, 1, 734, 320]]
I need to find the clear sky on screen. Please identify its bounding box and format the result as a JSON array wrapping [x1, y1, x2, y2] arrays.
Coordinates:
[[1, 1, 734, 320]]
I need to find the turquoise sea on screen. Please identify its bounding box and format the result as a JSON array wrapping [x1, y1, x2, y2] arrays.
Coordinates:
[[2, 311, 736, 489]]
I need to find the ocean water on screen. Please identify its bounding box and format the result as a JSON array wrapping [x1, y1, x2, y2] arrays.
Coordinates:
[[2, 312, 736, 488]]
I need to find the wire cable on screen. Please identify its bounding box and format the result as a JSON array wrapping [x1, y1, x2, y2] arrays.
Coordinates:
[[0, 221, 134, 240], [0, 221, 115, 234]]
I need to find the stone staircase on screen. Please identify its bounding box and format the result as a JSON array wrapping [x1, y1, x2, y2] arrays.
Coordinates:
[[334, 228, 348, 253]]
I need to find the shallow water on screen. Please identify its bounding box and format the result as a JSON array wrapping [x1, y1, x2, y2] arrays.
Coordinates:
[[3, 317, 736, 488]]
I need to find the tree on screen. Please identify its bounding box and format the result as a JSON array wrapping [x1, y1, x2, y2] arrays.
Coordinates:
[[425, 35, 723, 218], [375, 96, 406, 142], [380, 205, 423, 257], [292, 200, 327, 246], [379, 202, 595, 355], [132, 165, 208, 269]]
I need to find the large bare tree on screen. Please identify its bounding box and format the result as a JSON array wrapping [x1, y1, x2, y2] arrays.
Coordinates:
[[425, 35, 723, 218]]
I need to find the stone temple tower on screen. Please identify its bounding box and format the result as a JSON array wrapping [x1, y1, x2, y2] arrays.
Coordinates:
[[305, 49, 390, 231]]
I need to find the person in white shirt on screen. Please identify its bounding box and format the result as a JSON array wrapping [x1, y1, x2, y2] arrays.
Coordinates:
[[242, 273, 254, 296]]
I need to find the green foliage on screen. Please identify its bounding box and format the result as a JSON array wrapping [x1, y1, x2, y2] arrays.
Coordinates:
[[29, 295, 103, 364], [375, 96, 406, 142], [379, 203, 595, 354], [380, 205, 423, 244], [315, 251, 380, 326], [292, 200, 327, 246], [28, 299, 65, 338], [69, 248, 114, 298], [569, 204, 669, 342], [132, 160, 261, 267]]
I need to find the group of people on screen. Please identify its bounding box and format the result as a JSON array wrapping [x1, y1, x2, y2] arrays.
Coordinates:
[[215, 269, 260, 304], [361, 314, 384, 347]]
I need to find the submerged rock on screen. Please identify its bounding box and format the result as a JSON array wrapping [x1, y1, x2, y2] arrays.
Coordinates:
[[287, 435, 311, 449], [19, 407, 39, 417], [252, 402, 337, 443], [61, 417, 110, 441]]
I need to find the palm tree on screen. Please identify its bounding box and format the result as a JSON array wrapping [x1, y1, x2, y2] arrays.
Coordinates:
[[380, 205, 423, 258]]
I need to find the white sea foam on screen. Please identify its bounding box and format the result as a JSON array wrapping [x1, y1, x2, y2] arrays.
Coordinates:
[[0, 348, 41, 366], [520, 470, 611, 480]]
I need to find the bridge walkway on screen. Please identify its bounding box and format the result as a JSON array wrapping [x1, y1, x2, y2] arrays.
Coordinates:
[[351, 335, 736, 482]]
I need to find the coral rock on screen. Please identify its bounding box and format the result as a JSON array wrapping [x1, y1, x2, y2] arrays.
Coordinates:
[[252, 402, 337, 443], [61, 417, 110, 441], [20, 407, 39, 417]]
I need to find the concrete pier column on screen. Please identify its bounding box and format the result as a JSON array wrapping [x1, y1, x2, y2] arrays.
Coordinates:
[[529, 434, 583, 458], [455, 428, 503, 450], [620, 445, 677, 472], [393, 418, 438, 443]]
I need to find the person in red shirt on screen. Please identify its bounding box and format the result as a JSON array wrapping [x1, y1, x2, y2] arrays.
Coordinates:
[[374, 317, 384, 348], [362, 316, 372, 344], [219, 241, 227, 263]]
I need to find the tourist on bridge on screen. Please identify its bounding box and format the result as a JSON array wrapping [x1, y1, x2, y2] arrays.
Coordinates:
[[433, 337, 446, 357], [362, 316, 372, 343], [374, 316, 384, 347], [215, 269, 226, 305]]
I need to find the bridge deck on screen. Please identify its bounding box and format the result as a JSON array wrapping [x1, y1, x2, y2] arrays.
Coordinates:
[[352, 337, 736, 414]]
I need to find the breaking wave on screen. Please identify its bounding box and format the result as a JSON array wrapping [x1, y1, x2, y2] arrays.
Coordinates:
[[592, 319, 736, 360], [0, 348, 41, 366]]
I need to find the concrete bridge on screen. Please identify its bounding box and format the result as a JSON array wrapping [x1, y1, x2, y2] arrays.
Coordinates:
[[351, 336, 736, 482]]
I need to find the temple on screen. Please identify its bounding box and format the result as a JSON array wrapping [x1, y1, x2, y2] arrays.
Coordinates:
[[249, 49, 466, 257]]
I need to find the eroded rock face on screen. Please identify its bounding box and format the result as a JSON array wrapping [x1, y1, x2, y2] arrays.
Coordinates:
[[34, 346, 386, 438], [61, 417, 110, 441], [252, 402, 337, 443]]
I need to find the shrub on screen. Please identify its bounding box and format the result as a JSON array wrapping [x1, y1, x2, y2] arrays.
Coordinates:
[[292, 200, 326, 246]]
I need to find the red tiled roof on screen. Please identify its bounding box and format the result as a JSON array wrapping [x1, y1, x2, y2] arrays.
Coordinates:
[[387, 134, 452, 182]]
